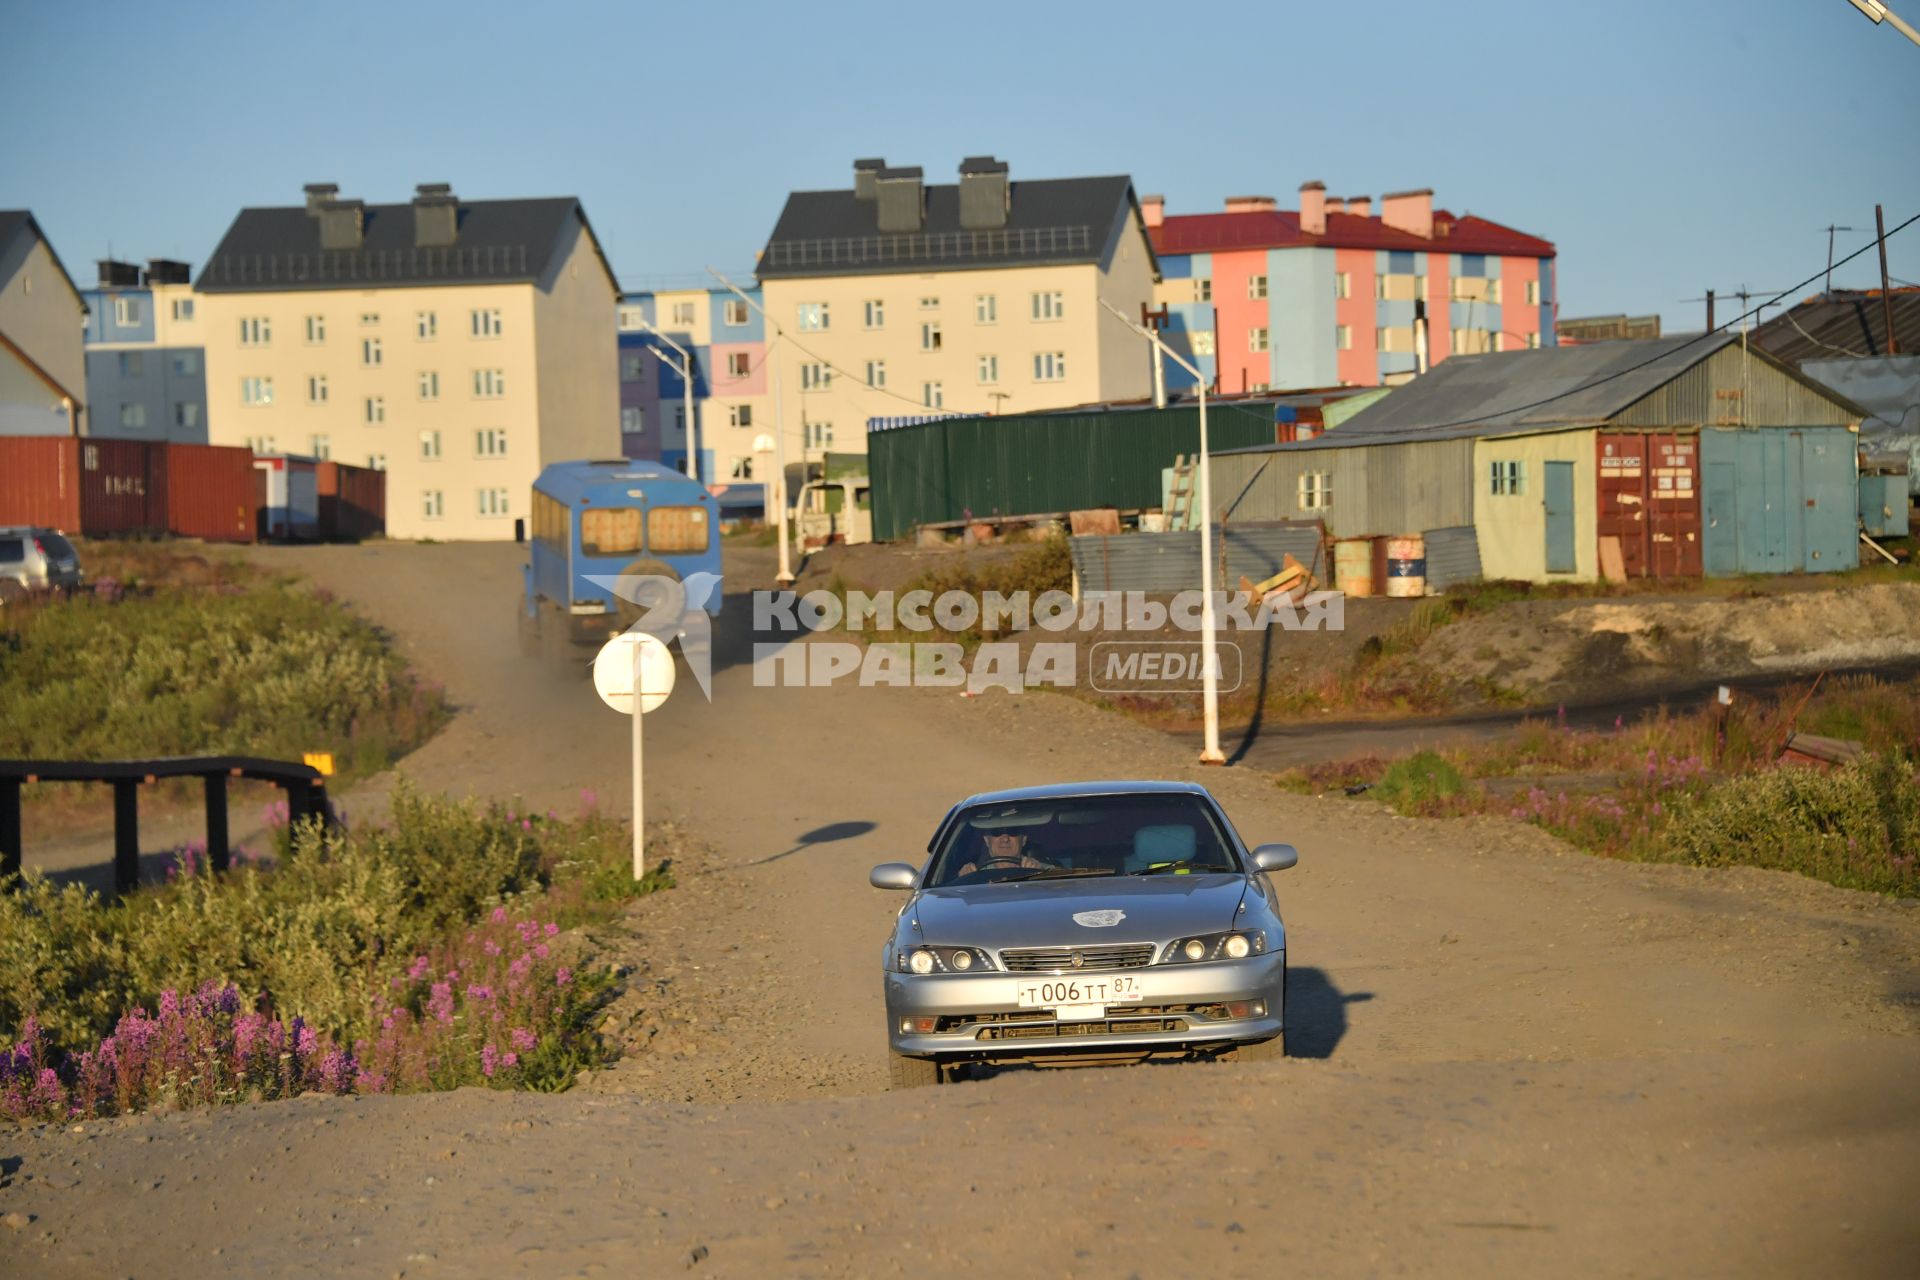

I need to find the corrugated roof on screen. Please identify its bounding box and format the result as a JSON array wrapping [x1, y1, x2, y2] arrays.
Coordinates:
[[1748, 288, 1920, 365], [1221, 335, 1744, 453], [1151, 208, 1554, 259], [195, 197, 613, 293], [756, 176, 1143, 278]]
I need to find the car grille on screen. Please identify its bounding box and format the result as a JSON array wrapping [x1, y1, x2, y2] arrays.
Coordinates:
[[998, 944, 1155, 973]]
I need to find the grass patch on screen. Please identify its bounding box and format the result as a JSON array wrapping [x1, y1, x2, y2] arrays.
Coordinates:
[[1374, 751, 1468, 811]]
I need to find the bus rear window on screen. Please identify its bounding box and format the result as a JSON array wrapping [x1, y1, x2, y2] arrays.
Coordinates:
[[647, 505, 709, 554], [579, 507, 642, 557]]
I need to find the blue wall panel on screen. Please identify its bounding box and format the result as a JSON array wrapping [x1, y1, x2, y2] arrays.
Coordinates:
[[1269, 248, 1335, 390]]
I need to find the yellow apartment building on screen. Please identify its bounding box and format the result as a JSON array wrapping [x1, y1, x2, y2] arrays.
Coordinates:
[[196, 184, 619, 539], [755, 158, 1159, 457]]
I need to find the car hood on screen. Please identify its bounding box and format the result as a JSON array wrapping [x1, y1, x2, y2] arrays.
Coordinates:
[[910, 874, 1248, 948]]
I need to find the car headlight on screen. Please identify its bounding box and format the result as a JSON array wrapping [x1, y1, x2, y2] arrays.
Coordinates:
[[896, 945, 996, 974], [1161, 931, 1266, 964]]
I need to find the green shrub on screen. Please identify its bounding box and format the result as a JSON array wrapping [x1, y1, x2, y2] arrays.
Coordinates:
[[899, 535, 1073, 645], [1666, 757, 1920, 895], [1373, 750, 1470, 814]]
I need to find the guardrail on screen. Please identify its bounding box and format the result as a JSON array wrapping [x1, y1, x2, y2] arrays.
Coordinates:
[[0, 756, 332, 896]]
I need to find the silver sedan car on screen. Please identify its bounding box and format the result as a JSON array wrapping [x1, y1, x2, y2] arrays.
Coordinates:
[[871, 780, 1296, 1087]]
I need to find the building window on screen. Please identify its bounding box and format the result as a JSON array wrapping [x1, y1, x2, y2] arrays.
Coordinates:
[[1033, 352, 1066, 382], [1527, 332, 1542, 349], [365, 396, 385, 425], [242, 376, 273, 406], [797, 302, 829, 332], [806, 422, 833, 449], [726, 351, 750, 378], [919, 296, 940, 310], [171, 298, 194, 322], [171, 351, 199, 377], [305, 315, 325, 344], [1031, 291, 1064, 321], [472, 368, 505, 398], [416, 311, 437, 340], [243, 435, 275, 452], [418, 371, 440, 400], [1248, 276, 1268, 300], [114, 296, 142, 326], [728, 403, 752, 428], [117, 351, 145, 377], [724, 299, 749, 326], [1336, 325, 1353, 351], [362, 337, 383, 367], [730, 456, 754, 480], [475, 428, 508, 458], [422, 489, 444, 520], [1375, 328, 1390, 352], [673, 405, 686, 434], [620, 354, 647, 381], [1449, 277, 1469, 301], [920, 322, 942, 351], [865, 359, 886, 388], [470, 308, 503, 338], [864, 299, 885, 329], [617, 305, 645, 331], [1334, 272, 1351, 300], [1298, 472, 1332, 510], [977, 354, 999, 384], [1489, 332, 1503, 353], [1525, 280, 1541, 306], [1196, 278, 1212, 302], [800, 362, 831, 391], [307, 375, 328, 404], [1375, 275, 1388, 301], [975, 294, 998, 324], [1488, 278, 1502, 304], [671, 301, 696, 326], [419, 431, 442, 459], [1489, 460, 1526, 496], [119, 403, 146, 429], [174, 402, 199, 429], [360, 312, 380, 326], [367, 454, 386, 471], [923, 382, 944, 409], [621, 406, 644, 435], [1249, 328, 1270, 352], [309, 434, 331, 460], [1250, 381, 1271, 393], [240, 317, 270, 346]]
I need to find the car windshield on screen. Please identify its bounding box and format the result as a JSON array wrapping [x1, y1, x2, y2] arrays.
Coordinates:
[[925, 793, 1241, 888]]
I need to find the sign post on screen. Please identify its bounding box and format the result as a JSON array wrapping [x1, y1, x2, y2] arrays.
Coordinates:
[[592, 630, 676, 879]]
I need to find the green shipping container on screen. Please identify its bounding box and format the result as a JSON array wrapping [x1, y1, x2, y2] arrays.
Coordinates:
[[1700, 427, 1860, 575], [868, 406, 1278, 541]]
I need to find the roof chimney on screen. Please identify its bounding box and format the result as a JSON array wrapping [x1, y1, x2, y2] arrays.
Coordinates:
[[958, 156, 1010, 230], [318, 198, 366, 251], [303, 183, 339, 217], [876, 166, 925, 233], [412, 183, 459, 248], [143, 259, 190, 286], [1298, 181, 1326, 236], [96, 259, 141, 288], [1225, 195, 1277, 213], [1326, 196, 1347, 215], [1348, 195, 1372, 219], [1381, 188, 1433, 238], [853, 158, 885, 201], [1141, 194, 1165, 229]]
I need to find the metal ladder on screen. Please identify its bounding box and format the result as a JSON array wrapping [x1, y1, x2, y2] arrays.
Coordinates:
[[1166, 454, 1195, 531]]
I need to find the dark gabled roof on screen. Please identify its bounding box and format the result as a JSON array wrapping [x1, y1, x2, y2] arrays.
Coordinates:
[[0, 210, 86, 310], [1748, 287, 1920, 365], [1152, 208, 1554, 259], [756, 175, 1144, 279], [194, 197, 615, 293]]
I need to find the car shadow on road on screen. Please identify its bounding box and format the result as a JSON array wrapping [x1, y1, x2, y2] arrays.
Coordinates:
[[1287, 967, 1373, 1059], [747, 820, 878, 866]]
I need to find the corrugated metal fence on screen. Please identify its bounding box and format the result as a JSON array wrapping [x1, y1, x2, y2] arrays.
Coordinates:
[[869, 406, 1278, 541], [1421, 526, 1482, 593], [1070, 523, 1326, 594]]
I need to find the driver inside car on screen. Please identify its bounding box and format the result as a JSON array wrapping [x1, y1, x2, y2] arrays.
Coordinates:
[[957, 829, 1057, 876]]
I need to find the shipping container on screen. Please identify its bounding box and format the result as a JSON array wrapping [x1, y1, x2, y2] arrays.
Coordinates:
[[1701, 427, 1859, 575], [166, 443, 257, 542], [77, 439, 169, 536], [254, 455, 320, 540], [315, 461, 386, 541], [0, 436, 82, 530], [1596, 431, 1702, 578]]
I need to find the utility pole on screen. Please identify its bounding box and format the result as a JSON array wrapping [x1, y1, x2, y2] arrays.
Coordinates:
[[634, 320, 700, 485], [1822, 224, 1858, 294], [1876, 204, 1899, 355], [1706, 289, 1715, 332]]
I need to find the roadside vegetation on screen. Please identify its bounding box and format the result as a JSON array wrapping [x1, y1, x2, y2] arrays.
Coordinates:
[[0, 540, 446, 781], [1282, 674, 1920, 896], [0, 786, 671, 1121]]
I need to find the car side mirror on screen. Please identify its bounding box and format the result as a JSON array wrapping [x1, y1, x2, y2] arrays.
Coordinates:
[[869, 862, 919, 890], [1251, 843, 1298, 873]]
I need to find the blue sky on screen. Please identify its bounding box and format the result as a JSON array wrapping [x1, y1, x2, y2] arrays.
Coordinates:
[[3, 0, 1916, 330]]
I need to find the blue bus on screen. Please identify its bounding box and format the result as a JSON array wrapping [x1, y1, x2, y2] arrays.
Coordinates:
[[520, 459, 722, 656]]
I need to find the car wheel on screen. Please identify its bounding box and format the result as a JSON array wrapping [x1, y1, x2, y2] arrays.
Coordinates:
[[1227, 1033, 1286, 1062], [888, 1051, 942, 1089]]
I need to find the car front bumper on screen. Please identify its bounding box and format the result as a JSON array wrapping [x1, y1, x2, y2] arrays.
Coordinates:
[[885, 950, 1285, 1059]]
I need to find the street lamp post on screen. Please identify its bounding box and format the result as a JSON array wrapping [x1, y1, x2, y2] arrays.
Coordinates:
[[1848, 0, 1920, 46], [705, 268, 794, 584], [1102, 300, 1226, 765], [635, 320, 700, 485]]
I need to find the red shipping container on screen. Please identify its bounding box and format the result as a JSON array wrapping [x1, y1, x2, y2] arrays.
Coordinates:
[[0, 436, 83, 531], [76, 438, 169, 536], [166, 443, 257, 542], [316, 461, 387, 541]]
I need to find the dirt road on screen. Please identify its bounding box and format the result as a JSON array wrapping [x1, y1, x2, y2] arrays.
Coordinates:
[[4, 540, 1917, 1278]]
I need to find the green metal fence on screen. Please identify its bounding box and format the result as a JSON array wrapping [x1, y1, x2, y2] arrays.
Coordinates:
[[868, 406, 1278, 541]]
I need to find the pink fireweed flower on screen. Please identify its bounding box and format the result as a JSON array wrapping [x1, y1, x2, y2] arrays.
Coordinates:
[[481, 1045, 499, 1078], [483, 940, 502, 956], [466, 984, 495, 1001], [510, 1028, 537, 1054], [503, 1052, 519, 1069], [534, 944, 549, 960], [555, 968, 572, 987], [544, 923, 559, 938], [428, 982, 455, 1024], [408, 955, 432, 981], [491, 907, 509, 924]]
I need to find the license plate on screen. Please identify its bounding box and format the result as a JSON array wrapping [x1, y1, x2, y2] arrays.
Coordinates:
[[1016, 975, 1144, 1013]]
